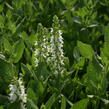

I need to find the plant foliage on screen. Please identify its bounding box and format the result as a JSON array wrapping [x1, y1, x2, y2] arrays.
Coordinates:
[[0, 0, 109, 109]]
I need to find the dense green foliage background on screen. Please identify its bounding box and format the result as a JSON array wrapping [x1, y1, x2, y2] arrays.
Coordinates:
[[0, 0, 109, 109]]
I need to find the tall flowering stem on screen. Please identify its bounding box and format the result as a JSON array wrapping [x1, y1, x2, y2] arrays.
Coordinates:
[[50, 15, 65, 75], [34, 16, 65, 76], [33, 16, 65, 91], [9, 76, 27, 109], [34, 23, 43, 67], [34, 23, 50, 67]]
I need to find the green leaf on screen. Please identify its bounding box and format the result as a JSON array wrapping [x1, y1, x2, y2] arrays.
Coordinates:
[[27, 99, 39, 109], [74, 57, 85, 70], [6, 10, 12, 19], [21, 63, 38, 83], [84, 56, 106, 93], [29, 34, 37, 45], [0, 15, 4, 27], [0, 94, 9, 105], [104, 26, 109, 44], [70, 98, 89, 109], [77, 41, 93, 59], [92, 55, 102, 73], [61, 95, 66, 109], [86, 61, 100, 86], [7, 101, 20, 109], [39, 2, 43, 10], [27, 88, 38, 103], [73, 46, 81, 61], [29, 79, 45, 103], [40, 104, 46, 109], [24, 48, 31, 63], [45, 93, 56, 109], [21, 63, 32, 75], [38, 81, 45, 96], [7, 21, 16, 33], [20, 31, 28, 41], [3, 38, 12, 53], [0, 5, 3, 12], [100, 47, 108, 65], [61, 0, 66, 4], [101, 26, 109, 62], [0, 106, 3, 109], [10, 39, 25, 63], [0, 58, 16, 85]]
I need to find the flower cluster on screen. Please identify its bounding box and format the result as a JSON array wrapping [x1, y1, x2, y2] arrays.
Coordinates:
[[34, 41, 39, 67], [34, 16, 65, 74], [9, 76, 27, 108], [50, 29, 64, 74], [41, 27, 50, 61], [50, 16, 65, 74], [34, 24, 50, 67]]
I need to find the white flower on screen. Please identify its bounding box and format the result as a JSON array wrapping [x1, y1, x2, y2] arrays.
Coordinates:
[[34, 41, 38, 46], [9, 93, 17, 102], [9, 84, 17, 93], [18, 77, 27, 103], [34, 58, 39, 67], [34, 49, 39, 56], [34, 48, 39, 67]]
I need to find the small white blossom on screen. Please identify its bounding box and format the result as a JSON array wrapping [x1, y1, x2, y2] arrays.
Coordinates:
[[9, 85, 17, 102], [9, 84, 17, 93], [34, 41, 38, 46], [34, 49, 39, 56]]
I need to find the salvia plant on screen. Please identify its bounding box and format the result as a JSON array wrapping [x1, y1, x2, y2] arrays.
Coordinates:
[[34, 16, 65, 75], [1, 0, 109, 109], [4, 15, 66, 109]]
